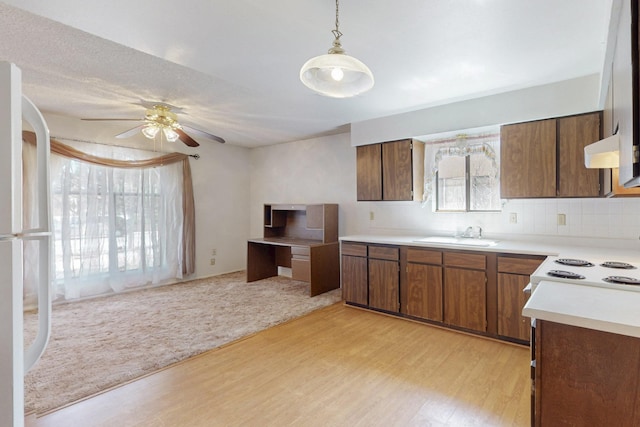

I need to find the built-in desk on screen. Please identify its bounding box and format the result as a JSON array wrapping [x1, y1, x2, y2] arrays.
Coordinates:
[[246, 204, 339, 297]]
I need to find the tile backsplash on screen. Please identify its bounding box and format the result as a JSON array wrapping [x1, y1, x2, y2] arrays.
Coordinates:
[[361, 198, 640, 241]]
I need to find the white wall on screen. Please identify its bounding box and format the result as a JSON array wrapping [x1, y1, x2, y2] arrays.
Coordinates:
[[249, 133, 358, 238], [188, 137, 251, 277], [351, 74, 601, 146], [249, 77, 640, 250]]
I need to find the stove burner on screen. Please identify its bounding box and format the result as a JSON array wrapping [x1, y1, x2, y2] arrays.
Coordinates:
[[555, 258, 594, 267], [547, 270, 586, 280], [600, 261, 636, 270], [603, 276, 640, 285]]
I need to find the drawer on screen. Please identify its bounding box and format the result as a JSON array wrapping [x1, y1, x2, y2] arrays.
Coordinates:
[[368, 245, 399, 261], [291, 246, 310, 257], [291, 258, 310, 282], [342, 242, 367, 257], [498, 256, 544, 275], [407, 247, 442, 265], [444, 252, 486, 270]]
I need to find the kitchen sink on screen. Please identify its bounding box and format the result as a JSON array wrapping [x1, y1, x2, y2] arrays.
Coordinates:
[[413, 236, 498, 247]]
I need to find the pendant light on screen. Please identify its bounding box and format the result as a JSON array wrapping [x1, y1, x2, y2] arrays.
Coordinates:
[[300, 0, 374, 98]]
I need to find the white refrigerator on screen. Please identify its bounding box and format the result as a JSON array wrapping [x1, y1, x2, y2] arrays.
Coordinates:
[[0, 62, 52, 427]]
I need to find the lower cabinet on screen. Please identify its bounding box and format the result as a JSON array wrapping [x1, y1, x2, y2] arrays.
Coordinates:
[[368, 246, 400, 312], [497, 255, 545, 342], [443, 252, 487, 333], [341, 241, 536, 344], [341, 243, 368, 305], [444, 267, 487, 332], [534, 320, 640, 426], [403, 247, 443, 322], [340, 242, 399, 312]]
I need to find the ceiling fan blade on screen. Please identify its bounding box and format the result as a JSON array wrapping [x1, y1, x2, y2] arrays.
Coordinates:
[[176, 129, 200, 147], [181, 124, 225, 144], [115, 125, 145, 139]]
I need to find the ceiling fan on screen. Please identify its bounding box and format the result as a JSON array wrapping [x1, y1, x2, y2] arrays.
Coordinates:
[[82, 102, 225, 147]]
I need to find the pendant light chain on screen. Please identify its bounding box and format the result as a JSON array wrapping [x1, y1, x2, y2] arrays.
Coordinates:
[[332, 0, 342, 42]]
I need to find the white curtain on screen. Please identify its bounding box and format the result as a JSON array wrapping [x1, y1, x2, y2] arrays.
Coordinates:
[[48, 143, 184, 300]]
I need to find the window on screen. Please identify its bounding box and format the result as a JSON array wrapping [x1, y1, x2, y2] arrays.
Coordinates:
[[423, 132, 501, 212], [48, 143, 185, 300]]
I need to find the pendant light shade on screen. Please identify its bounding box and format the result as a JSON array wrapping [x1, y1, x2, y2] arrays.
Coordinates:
[[300, 52, 374, 98], [300, 0, 374, 98]]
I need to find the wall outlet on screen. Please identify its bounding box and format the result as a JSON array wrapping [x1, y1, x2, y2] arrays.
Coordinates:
[[369, 211, 374, 221], [210, 258, 216, 266], [557, 213, 567, 226], [509, 213, 518, 224], [211, 248, 217, 256]]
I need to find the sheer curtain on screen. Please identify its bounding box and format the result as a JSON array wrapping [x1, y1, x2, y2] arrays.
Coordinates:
[[23, 132, 195, 302]]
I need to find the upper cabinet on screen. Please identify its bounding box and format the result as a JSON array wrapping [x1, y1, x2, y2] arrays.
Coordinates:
[[557, 113, 601, 197], [356, 139, 424, 201], [500, 112, 602, 199], [500, 119, 557, 198], [356, 144, 383, 200]]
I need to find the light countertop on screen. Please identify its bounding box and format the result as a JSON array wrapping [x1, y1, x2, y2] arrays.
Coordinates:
[[523, 281, 640, 338], [339, 234, 640, 261]]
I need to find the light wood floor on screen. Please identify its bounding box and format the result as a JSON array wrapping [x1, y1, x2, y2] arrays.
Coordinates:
[[31, 303, 531, 427]]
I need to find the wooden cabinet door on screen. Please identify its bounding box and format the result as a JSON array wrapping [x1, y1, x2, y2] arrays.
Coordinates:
[[405, 263, 443, 321], [497, 273, 530, 341], [500, 119, 557, 198], [443, 267, 487, 332], [341, 255, 368, 305], [368, 258, 399, 312], [382, 139, 413, 200], [536, 321, 640, 427], [557, 113, 601, 197], [356, 144, 382, 201]]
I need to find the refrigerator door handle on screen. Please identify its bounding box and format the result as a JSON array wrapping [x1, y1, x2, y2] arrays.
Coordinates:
[[22, 95, 52, 373]]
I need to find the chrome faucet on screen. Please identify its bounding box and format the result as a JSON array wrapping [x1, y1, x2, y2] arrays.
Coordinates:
[[463, 226, 474, 238], [462, 226, 482, 239]]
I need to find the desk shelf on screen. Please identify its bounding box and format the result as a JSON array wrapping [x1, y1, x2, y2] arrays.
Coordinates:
[[248, 204, 339, 296]]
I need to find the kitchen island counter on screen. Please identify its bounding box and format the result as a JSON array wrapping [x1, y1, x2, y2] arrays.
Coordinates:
[[523, 280, 640, 338]]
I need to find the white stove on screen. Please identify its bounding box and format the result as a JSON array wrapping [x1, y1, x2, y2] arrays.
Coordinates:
[[530, 256, 640, 292]]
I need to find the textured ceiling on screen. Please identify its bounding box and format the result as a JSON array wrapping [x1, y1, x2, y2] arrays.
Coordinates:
[[0, 0, 612, 147]]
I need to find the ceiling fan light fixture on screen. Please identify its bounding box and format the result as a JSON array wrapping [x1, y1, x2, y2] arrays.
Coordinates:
[[142, 123, 160, 139], [163, 127, 180, 142], [300, 0, 374, 98]]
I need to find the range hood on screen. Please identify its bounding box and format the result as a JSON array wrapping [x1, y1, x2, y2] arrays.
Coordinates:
[[584, 133, 620, 169]]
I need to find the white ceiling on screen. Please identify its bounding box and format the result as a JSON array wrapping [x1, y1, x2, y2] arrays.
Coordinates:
[[0, 0, 612, 147]]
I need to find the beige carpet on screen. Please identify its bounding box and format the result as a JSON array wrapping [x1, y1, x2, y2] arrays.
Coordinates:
[[23, 271, 342, 414]]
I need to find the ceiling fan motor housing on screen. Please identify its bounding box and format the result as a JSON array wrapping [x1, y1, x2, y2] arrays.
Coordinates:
[[145, 105, 181, 130]]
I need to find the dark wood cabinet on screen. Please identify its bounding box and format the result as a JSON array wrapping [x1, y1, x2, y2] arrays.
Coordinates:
[[534, 320, 640, 426], [367, 246, 400, 312], [356, 139, 417, 201], [340, 241, 536, 344], [356, 144, 382, 201], [341, 242, 368, 305], [557, 113, 601, 197], [403, 247, 443, 322], [381, 140, 413, 201], [501, 119, 557, 198], [497, 256, 544, 342], [500, 112, 602, 198], [443, 252, 487, 333], [341, 242, 399, 312]]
